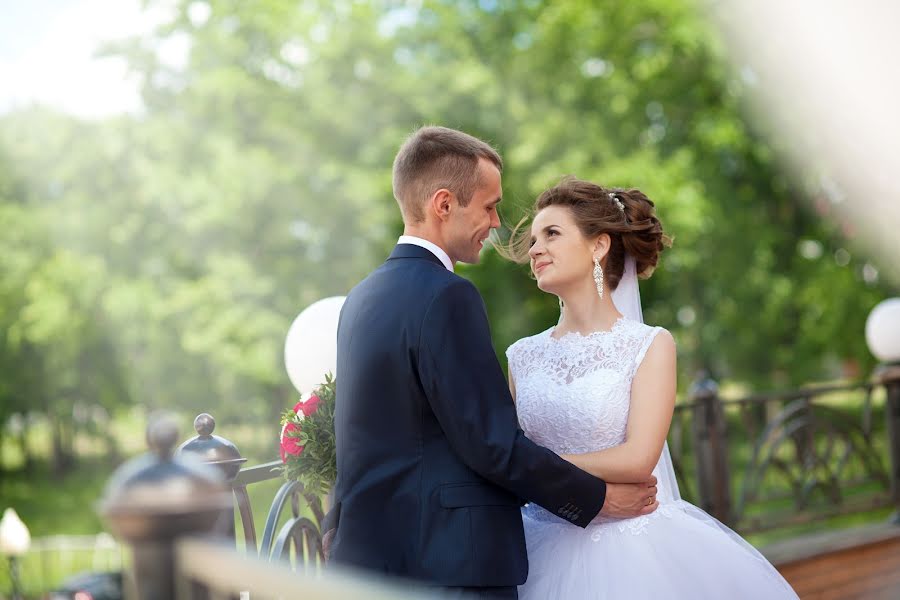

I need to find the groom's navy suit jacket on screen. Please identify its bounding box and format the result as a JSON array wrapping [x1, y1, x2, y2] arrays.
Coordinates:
[[329, 244, 606, 587]]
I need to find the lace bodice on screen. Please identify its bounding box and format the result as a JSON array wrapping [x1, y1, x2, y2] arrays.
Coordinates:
[[507, 317, 662, 456], [507, 317, 671, 533]]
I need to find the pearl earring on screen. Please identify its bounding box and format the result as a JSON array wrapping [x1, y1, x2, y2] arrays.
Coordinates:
[[593, 257, 604, 300]]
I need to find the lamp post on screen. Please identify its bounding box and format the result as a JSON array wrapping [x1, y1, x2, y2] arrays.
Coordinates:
[[866, 298, 900, 523], [0, 508, 31, 600]]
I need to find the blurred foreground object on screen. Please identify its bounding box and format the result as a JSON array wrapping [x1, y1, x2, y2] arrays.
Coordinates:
[[717, 0, 900, 282], [98, 414, 232, 600]]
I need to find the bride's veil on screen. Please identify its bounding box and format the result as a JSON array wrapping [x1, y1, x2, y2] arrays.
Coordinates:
[[611, 255, 682, 502]]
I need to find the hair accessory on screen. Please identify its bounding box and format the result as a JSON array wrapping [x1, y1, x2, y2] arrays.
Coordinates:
[[609, 192, 625, 213]]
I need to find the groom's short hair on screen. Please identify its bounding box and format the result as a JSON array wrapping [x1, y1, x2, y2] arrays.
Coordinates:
[[392, 126, 503, 223]]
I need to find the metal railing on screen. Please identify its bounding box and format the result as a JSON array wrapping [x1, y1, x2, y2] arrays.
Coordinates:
[[226, 367, 900, 552], [102, 365, 900, 598], [669, 365, 900, 533], [231, 462, 325, 566]]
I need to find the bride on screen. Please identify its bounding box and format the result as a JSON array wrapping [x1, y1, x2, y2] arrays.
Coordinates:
[[502, 177, 798, 599]]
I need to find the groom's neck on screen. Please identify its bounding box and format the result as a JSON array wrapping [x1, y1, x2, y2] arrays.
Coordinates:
[[402, 225, 447, 252]]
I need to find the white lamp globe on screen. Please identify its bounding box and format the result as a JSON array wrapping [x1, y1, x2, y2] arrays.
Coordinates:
[[0, 508, 31, 556], [284, 296, 346, 396], [866, 298, 900, 363]]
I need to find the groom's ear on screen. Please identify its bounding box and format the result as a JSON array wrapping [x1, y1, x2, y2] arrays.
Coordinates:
[[430, 188, 454, 222]]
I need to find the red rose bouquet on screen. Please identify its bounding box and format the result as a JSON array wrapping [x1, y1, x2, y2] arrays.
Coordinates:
[[279, 373, 336, 495]]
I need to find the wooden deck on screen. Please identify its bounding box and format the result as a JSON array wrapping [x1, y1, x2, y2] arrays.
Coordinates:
[[764, 523, 900, 599]]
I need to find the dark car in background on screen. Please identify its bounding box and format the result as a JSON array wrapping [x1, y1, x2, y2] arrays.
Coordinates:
[[49, 570, 122, 600]]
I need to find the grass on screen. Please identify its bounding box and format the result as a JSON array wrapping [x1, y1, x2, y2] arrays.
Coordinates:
[[1, 458, 113, 537]]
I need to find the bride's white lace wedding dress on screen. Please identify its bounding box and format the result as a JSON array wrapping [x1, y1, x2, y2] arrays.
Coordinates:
[[507, 317, 798, 599]]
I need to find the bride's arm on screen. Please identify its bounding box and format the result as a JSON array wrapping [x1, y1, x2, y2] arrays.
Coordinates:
[[508, 373, 516, 404], [561, 331, 676, 483]]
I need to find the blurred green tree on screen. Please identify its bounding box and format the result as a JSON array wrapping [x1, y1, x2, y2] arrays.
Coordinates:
[[0, 0, 894, 449]]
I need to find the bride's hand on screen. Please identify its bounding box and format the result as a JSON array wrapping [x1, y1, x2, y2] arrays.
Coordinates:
[[599, 476, 659, 518]]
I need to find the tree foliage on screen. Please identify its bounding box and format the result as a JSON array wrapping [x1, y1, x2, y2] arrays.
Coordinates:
[[0, 0, 894, 453]]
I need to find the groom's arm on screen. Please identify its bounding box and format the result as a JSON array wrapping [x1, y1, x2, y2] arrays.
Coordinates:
[[418, 278, 605, 528]]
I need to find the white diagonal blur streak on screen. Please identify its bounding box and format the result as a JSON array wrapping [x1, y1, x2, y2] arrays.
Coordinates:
[[715, 0, 900, 282]]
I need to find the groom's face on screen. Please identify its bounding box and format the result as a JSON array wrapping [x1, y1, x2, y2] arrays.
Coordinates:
[[446, 158, 502, 264]]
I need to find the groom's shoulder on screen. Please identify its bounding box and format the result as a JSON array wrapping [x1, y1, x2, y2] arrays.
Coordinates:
[[354, 260, 479, 304], [425, 273, 483, 308]]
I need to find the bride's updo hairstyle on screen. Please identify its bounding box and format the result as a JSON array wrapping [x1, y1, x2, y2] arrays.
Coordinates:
[[501, 176, 671, 290]]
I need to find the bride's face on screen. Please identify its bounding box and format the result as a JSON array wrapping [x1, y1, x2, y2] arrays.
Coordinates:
[[529, 205, 597, 294]]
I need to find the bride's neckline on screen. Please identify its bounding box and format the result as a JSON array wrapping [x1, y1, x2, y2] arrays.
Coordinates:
[[547, 316, 629, 342]]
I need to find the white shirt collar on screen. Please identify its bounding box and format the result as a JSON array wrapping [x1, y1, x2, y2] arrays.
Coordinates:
[[397, 235, 454, 272]]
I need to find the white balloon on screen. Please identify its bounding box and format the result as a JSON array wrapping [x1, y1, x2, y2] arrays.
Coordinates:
[[284, 296, 346, 395], [866, 298, 900, 363]]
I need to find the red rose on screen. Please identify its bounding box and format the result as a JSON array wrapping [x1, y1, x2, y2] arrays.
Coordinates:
[[279, 422, 305, 462], [296, 394, 321, 417]]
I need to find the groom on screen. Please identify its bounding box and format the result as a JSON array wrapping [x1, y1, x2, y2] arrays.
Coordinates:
[[327, 126, 658, 598]]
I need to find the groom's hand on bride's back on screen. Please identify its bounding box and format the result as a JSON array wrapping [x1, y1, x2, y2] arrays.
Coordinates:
[[599, 476, 659, 518]]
